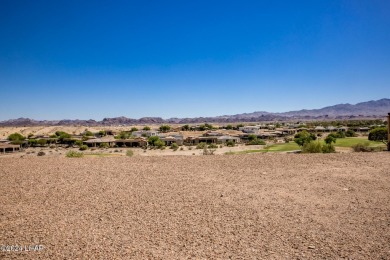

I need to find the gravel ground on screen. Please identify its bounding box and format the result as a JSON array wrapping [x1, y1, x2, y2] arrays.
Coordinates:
[[1, 153, 389, 259]]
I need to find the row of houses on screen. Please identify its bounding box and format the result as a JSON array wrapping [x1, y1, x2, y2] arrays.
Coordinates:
[[239, 124, 372, 134]]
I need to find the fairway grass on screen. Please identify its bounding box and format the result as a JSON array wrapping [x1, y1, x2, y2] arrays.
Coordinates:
[[225, 137, 386, 155], [332, 137, 385, 148]]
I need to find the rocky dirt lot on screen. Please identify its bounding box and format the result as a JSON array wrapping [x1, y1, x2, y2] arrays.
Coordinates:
[[1, 153, 389, 259]]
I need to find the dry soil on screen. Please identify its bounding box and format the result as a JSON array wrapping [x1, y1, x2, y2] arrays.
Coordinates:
[[0, 153, 389, 259]]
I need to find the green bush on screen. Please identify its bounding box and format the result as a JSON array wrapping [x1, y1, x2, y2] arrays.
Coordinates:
[[302, 141, 323, 153], [99, 143, 109, 148], [117, 131, 131, 139], [155, 140, 165, 148], [302, 141, 335, 153], [196, 142, 207, 149], [226, 140, 235, 147], [248, 134, 257, 141], [322, 143, 335, 153], [368, 127, 387, 144], [126, 150, 134, 156], [170, 143, 179, 150], [208, 143, 218, 149], [36, 139, 47, 146], [55, 131, 71, 141], [294, 130, 317, 146], [84, 130, 94, 136], [66, 151, 84, 158], [324, 135, 336, 144], [352, 142, 374, 152], [142, 126, 151, 131], [75, 140, 84, 146], [28, 139, 38, 146], [248, 139, 266, 145], [148, 136, 160, 146], [345, 129, 356, 137], [181, 125, 190, 131], [8, 133, 25, 144], [159, 125, 171, 132], [79, 145, 88, 151], [131, 127, 139, 132]]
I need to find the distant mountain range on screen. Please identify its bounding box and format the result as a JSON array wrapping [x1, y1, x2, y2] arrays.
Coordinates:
[[1, 98, 389, 126]]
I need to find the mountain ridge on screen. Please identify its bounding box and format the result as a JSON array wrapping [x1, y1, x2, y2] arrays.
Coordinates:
[[1, 98, 389, 126]]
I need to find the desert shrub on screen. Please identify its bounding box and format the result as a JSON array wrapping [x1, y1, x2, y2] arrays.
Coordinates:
[[155, 140, 165, 148], [345, 129, 357, 137], [36, 139, 47, 146], [55, 131, 71, 142], [208, 143, 218, 149], [99, 143, 109, 148], [181, 125, 190, 131], [226, 140, 235, 147], [170, 143, 179, 150], [159, 125, 171, 132], [114, 149, 119, 152], [117, 131, 131, 139], [248, 134, 257, 141], [84, 130, 94, 136], [368, 127, 387, 144], [79, 145, 88, 151], [188, 147, 192, 150], [148, 136, 160, 146], [322, 143, 335, 153], [225, 124, 233, 130], [328, 131, 346, 139], [203, 147, 216, 155], [126, 150, 134, 156], [180, 147, 184, 151], [66, 151, 84, 158], [8, 133, 25, 144], [294, 130, 317, 146], [324, 135, 336, 144], [302, 141, 323, 153], [98, 130, 106, 136], [50, 145, 56, 149], [75, 140, 83, 146], [248, 139, 266, 145], [352, 142, 374, 152], [196, 142, 207, 149], [28, 139, 38, 146], [142, 126, 150, 131], [37, 151, 45, 156]]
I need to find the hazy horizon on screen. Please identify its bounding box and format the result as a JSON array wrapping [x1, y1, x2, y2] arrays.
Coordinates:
[[1, 1, 389, 121]]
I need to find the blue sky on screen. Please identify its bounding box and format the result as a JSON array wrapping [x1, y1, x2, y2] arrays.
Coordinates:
[[0, 0, 389, 120]]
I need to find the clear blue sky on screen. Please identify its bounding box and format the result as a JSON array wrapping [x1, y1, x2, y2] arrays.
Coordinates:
[[0, 0, 389, 120]]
